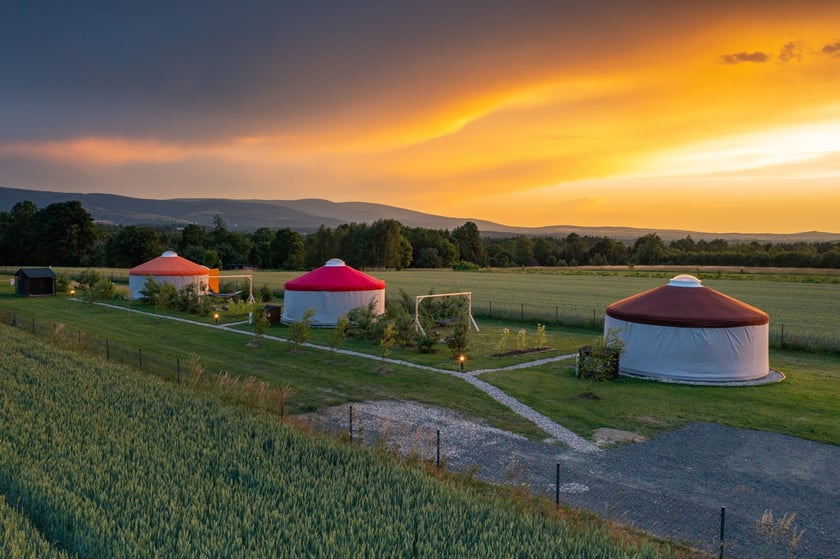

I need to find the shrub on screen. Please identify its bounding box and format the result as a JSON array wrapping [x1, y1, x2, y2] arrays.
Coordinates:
[[157, 283, 179, 310], [288, 308, 315, 346], [330, 315, 351, 347], [451, 260, 480, 271], [55, 272, 71, 293], [447, 312, 470, 358], [535, 324, 546, 348], [259, 284, 273, 302], [577, 328, 625, 382], [139, 276, 160, 305], [89, 278, 116, 301], [496, 328, 510, 353], [347, 300, 381, 340], [252, 306, 270, 338], [379, 321, 397, 357]]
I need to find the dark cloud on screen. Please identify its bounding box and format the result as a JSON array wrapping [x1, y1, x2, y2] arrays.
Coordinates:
[[720, 51, 771, 64], [0, 1, 756, 144], [777, 41, 804, 63], [822, 41, 840, 56]]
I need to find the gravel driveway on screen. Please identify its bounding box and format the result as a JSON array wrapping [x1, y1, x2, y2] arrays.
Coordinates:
[[297, 401, 839, 559]]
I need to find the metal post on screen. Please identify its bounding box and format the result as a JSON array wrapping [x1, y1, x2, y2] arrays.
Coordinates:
[[555, 462, 560, 509], [139, 348, 143, 368], [106, 338, 110, 362], [780, 323, 785, 346], [436, 430, 441, 469], [719, 506, 726, 559], [32, 317, 35, 334], [11, 312, 16, 327], [349, 404, 353, 444], [177, 358, 181, 384]]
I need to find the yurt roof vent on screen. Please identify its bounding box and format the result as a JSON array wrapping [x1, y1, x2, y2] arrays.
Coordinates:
[[162, 251, 178, 257], [325, 258, 345, 267], [668, 274, 703, 288]]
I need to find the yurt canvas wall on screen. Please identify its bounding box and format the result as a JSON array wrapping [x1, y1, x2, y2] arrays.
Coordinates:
[[604, 274, 769, 382], [128, 251, 210, 300], [282, 259, 385, 327]]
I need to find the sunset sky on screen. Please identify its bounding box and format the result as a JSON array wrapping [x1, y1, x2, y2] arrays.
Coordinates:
[[2, 1, 839, 233]]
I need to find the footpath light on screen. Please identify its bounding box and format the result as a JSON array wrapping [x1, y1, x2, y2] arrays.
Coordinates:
[[459, 354, 466, 372], [213, 312, 220, 324], [69, 289, 75, 297]]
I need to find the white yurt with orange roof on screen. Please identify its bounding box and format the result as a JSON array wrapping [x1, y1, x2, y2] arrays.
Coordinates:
[[604, 274, 769, 382], [282, 258, 385, 327], [128, 251, 210, 300]]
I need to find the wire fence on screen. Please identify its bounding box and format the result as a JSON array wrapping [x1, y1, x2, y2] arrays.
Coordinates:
[[2, 307, 188, 385]]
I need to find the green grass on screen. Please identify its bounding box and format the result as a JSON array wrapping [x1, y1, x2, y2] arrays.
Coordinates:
[[40, 265, 840, 350], [1, 326, 684, 558], [0, 290, 547, 440], [481, 351, 840, 446], [3, 270, 839, 446]]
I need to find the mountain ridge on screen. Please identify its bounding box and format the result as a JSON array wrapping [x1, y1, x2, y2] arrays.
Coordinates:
[[2, 186, 838, 244]]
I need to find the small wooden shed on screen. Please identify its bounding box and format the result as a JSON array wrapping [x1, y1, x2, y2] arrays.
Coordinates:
[[15, 268, 57, 297]]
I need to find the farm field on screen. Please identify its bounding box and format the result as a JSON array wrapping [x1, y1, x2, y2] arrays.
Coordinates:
[[0, 325, 687, 558], [2, 271, 839, 447], [37, 266, 840, 351]]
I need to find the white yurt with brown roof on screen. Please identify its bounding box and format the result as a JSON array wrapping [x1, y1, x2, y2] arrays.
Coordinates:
[[129, 251, 210, 300], [604, 274, 769, 382], [282, 259, 385, 327]]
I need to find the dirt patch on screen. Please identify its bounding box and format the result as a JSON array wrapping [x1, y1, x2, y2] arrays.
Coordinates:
[[592, 427, 647, 447]]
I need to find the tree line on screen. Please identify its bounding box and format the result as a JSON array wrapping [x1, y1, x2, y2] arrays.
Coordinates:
[[2, 200, 839, 270]]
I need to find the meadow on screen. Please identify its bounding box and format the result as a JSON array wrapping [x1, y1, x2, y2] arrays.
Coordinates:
[[36, 265, 840, 351], [1, 269, 839, 447], [0, 324, 686, 558]]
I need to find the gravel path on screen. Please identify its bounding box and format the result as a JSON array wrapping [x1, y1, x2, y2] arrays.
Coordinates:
[[96, 302, 836, 556], [95, 302, 598, 452], [299, 401, 839, 559]]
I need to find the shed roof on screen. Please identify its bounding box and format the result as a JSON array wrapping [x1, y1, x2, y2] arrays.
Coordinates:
[[16, 268, 56, 279], [605, 274, 768, 328], [129, 251, 209, 277], [284, 258, 385, 292]]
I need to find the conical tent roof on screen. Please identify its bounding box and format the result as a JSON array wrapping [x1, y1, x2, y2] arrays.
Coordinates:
[[606, 274, 768, 328], [130, 251, 209, 276], [284, 259, 385, 292]]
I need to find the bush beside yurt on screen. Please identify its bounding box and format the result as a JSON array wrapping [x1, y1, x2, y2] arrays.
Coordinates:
[[604, 274, 769, 382], [282, 259, 385, 327], [129, 251, 210, 300]]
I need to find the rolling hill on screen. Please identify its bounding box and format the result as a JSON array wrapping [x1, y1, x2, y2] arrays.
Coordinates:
[[2, 186, 838, 243]]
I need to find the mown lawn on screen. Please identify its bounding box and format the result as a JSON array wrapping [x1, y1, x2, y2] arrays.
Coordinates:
[[2, 271, 839, 446], [41, 265, 840, 350], [481, 350, 840, 446]]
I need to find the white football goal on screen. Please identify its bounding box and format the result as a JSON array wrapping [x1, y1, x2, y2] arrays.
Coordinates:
[[414, 292, 479, 335]]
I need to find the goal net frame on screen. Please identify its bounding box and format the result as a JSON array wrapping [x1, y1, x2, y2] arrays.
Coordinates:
[[414, 291, 480, 335]]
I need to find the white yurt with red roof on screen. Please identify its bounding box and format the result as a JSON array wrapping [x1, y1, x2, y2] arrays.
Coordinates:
[[604, 274, 769, 382], [128, 251, 210, 300], [282, 258, 385, 327]]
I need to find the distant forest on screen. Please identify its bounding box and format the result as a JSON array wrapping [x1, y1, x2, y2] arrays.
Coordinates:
[[2, 200, 840, 270]]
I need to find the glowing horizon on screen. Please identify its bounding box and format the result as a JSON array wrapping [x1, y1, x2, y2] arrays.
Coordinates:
[[2, 2, 839, 234]]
